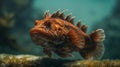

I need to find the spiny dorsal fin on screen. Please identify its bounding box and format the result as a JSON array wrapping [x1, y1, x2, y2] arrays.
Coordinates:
[[44, 10, 50, 18], [48, 9, 76, 24], [69, 16, 75, 24], [76, 20, 88, 33], [76, 20, 81, 27], [65, 13, 72, 22], [51, 9, 60, 18], [59, 12, 65, 20], [81, 25, 88, 33], [58, 9, 68, 19]]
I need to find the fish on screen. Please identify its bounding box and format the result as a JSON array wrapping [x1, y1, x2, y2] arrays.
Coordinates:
[[30, 9, 105, 60]]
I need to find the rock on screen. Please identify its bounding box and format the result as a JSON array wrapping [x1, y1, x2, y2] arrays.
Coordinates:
[[0, 54, 120, 67], [64, 60, 120, 67]]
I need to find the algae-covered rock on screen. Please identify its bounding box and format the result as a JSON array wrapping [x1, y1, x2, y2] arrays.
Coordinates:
[[0, 54, 120, 67], [0, 54, 41, 67], [0, 54, 74, 67], [64, 60, 120, 67]]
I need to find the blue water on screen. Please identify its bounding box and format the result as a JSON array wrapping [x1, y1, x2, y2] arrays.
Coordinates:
[[0, 0, 117, 60], [33, 0, 116, 33]]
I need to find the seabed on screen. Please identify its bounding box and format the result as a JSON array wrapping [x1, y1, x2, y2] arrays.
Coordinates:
[[0, 54, 120, 67]]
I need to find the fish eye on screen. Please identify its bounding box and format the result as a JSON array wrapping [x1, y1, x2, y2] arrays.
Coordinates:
[[44, 21, 51, 29]]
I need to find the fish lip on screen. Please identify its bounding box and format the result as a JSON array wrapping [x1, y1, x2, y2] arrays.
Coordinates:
[[30, 28, 64, 45], [30, 28, 39, 35], [30, 28, 50, 41], [30, 28, 46, 36]]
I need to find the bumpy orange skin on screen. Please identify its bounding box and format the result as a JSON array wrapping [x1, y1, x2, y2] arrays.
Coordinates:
[[30, 10, 105, 59]]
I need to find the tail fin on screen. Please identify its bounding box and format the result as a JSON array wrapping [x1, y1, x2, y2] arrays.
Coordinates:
[[90, 29, 105, 42], [79, 29, 105, 60]]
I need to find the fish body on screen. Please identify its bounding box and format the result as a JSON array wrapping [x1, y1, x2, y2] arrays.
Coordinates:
[[30, 10, 105, 59]]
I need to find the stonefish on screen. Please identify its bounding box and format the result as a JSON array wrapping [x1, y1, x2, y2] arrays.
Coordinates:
[[30, 10, 105, 60]]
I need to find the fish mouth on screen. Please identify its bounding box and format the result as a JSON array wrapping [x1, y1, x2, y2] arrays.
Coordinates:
[[30, 28, 51, 43], [30, 28, 49, 45], [30, 27, 65, 45]]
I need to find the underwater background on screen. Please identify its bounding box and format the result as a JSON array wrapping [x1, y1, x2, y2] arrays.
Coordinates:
[[0, 0, 120, 60]]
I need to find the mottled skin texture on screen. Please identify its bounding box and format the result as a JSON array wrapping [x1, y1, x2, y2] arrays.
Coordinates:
[[30, 10, 105, 59]]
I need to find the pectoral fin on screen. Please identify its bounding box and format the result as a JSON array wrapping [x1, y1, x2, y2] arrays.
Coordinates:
[[43, 48, 52, 58], [68, 30, 85, 49], [54, 50, 73, 58]]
